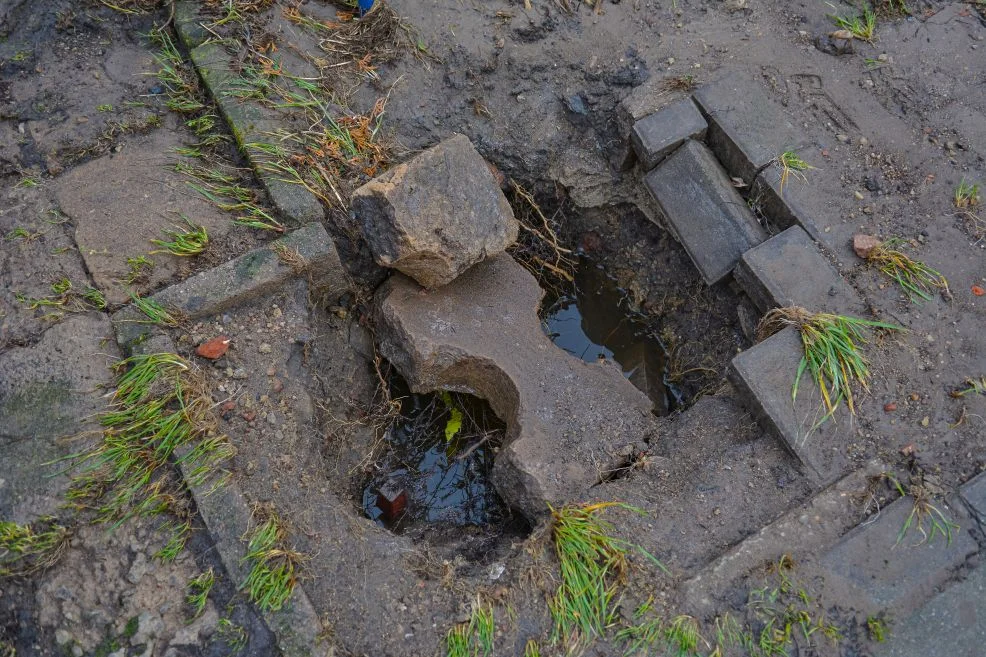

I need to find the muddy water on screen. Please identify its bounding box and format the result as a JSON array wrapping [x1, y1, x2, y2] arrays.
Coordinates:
[[542, 257, 681, 415], [361, 378, 512, 532]]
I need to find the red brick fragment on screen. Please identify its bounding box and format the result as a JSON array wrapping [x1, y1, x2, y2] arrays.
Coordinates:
[[196, 336, 231, 359]]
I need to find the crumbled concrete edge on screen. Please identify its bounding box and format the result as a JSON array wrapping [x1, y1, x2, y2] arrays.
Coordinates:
[[121, 332, 329, 657], [680, 459, 887, 618], [174, 1, 324, 226], [113, 223, 349, 352]]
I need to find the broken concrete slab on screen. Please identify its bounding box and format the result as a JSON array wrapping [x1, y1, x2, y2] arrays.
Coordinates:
[[53, 128, 234, 305], [113, 223, 348, 352], [375, 253, 658, 520], [644, 139, 768, 285], [353, 134, 519, 289], [728, 326, 850, 484], [692, 74, 806, 185], [630, 98, 707, 170], [733, 225, 864, 315], [820, 493, 977, 616], [681, 460, 886, 617], [0, 313, 118, 521]]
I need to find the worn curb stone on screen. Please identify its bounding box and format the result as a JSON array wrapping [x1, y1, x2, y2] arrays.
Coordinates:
[[630, 98, 707, 171], [751, 162, 825, 241], [644, 139, 767, 285]]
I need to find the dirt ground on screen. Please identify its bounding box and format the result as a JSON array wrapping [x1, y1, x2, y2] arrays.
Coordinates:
[[2, 0, 985, 655]]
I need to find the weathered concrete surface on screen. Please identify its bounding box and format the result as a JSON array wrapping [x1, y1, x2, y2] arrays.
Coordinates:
[[820, 494, 977, 616], [631, 98, 707, 170], [751, 161, 825, 241], [733, 225, 864, 315], [681, 459, 886, 617], [644, 139, 767, 285], [728, 326, 851, 484], [0, 313, 117, 521], [353, 134, 519, 289], [375, 253, 658, 520], [960, 470, 986, 528], [692, 73, 806, 185], [53, 128, 234, 305]]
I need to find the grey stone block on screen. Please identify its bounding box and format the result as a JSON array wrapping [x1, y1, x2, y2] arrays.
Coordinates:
[[733, 225, 864, 315], [959, 470, 986, 525], [751, 161, 824, 241], [631, 98, 707, 170], [692, 73, 806, 185], [644, 139, 768, 285], [821, 494, 977, 616], [728, 326, 851, 484]]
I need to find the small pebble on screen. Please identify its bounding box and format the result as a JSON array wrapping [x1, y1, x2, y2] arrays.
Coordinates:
[[259, 343, 272, 354], [267, 366, 276, 376], [884, 402, 897, 412], [920, 416, 929, 427]]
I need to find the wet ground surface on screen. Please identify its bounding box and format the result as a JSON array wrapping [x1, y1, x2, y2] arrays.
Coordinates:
[[1, 0, 985, 655]]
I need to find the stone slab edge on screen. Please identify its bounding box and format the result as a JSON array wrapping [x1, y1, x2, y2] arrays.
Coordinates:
[[174, 3, 324, 226], [681, 459, 887, 618], [125, 332, 328, 657], [113, 223, 348, 351]]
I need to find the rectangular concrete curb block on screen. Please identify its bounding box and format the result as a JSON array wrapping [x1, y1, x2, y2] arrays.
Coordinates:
[[751, 163, 825, 242], [681, 460, 887, 618], [692, 74, 807, 185], [959, 471, 986, 529], [631, 98, 707, 170], [728, 326, 849, 485], [820, 493, 979, 616], [151, 223, 349, 320], [174, 0, 208, 49], [733, 225, 864, 315], [644, 139, 767, 285]]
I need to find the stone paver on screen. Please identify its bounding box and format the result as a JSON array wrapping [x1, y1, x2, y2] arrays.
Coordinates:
[[692, 73, 806, 185], [733, 225, 864, 315], [681, 460, 887, 617], [820, 494, 977, 616], [630, 98, 707, 170], [353, 134, 518, 289], [644, 139, 767, 285], [751, 161, 825, 241], [959, 470, 986, 532], [375, 253, 658, 520], [728, 326, 851, 484]]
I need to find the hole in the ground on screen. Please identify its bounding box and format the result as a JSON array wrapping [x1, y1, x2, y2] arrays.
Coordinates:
[[360, 370, 529, 553], [540, 255, 684, 415]]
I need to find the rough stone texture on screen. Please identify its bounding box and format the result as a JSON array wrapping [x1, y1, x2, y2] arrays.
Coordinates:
[[820, 494, 978, 616], [644, 139, 768, 285], [187, 41, 324, 226], [0, 313, 118, 521], [375, 253, 658, 520], [871, 561, 986, 657], [750, 161, 825, 241], [353, 134, 519, 289], [681, 460, 887, 617], [53, 129, 233, 305], [630, 98, 707, 170], [733, 225, 864, 315], [692, 73, 806, 185], [728, 326, 851, 484], [959, 470, 986, 529]]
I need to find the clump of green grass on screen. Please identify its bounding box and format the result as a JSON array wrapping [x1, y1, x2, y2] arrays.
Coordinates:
[[952, 376, 986, 398], [955, 179, 981, 209], [186, 568, 215, 619], [216, 618, 247, 652], [445, 597, 496, 657], [876, 0, 909, 15], [863, 238, 949, 302], [775, 150, 816, 192], [149, 215, 209, 257], [149, 29, 206, 115], [125, 255, 154, 285], [867, 615, 888, 642], [241, 510, 303, 613], [0, 517, 70, 577], [523, 639, 541, 657], [5, 226, 41, 241], [83, 286, 107, 310], [129, 291, 180, 326], [758, 307, 902, 426], [829, 3, 877, 41], [883, 473, 959, 546], [15, 175, 40, 189], [65, 353, 232, 557], [549, 502, 666, 648]]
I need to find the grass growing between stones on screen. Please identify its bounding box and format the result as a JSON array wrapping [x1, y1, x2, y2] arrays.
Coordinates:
[[775, 150, 815, 192], [883, 473, 960, 546], [549, 502, 667, 649], [758, 307, 901, 426], [863, 238, 949, 302], [616, 604, 706, 657], [952, 376, 986, 397], [240, 510, 304, 613], [150, 215, 209, 256], [64, 353, 233, 559], [186, 567, 215, 619], [954, 179, 981, 209], [445, 597, 495, 657], [129, 291, 180, 326], [829, 3, 878, 42], [0, 518, 70, 577]]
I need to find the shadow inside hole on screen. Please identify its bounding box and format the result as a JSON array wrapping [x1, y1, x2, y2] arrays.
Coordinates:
[[541, 256, 685, 415], [361, 372, 529, 551]]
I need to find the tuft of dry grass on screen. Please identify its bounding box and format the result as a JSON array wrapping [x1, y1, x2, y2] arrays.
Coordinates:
[[863, 238, 949, 302]]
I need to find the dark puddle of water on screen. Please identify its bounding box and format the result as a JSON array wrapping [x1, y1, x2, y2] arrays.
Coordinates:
[[361, 375, 523, 540], [541, 257, 682, 415]]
